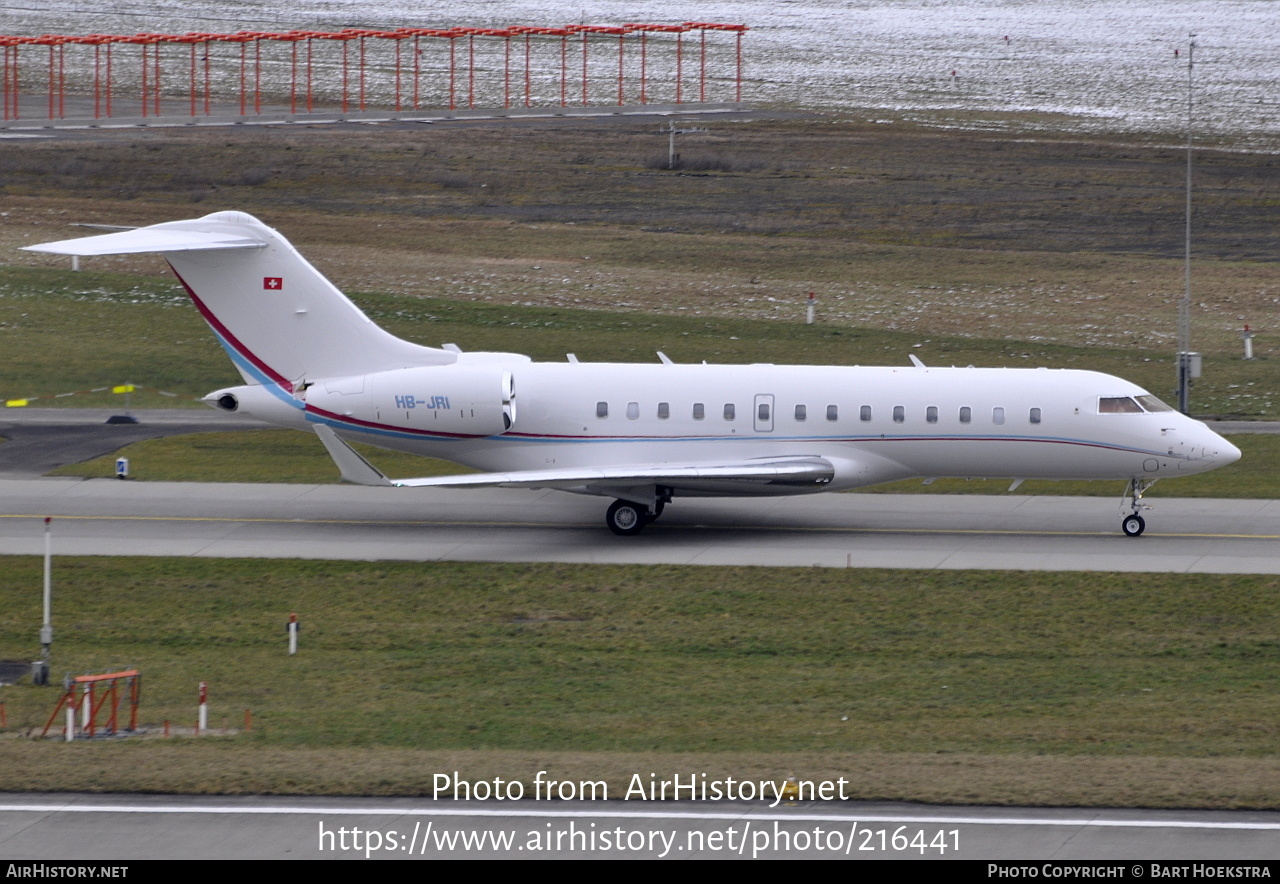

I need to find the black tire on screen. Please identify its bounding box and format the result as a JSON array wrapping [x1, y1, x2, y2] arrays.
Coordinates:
[[1122, 514, 1146, 537], [606, 499, 646, 536]]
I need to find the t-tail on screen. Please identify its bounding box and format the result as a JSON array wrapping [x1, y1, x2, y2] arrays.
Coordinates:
[[25, 211, 456, 396]]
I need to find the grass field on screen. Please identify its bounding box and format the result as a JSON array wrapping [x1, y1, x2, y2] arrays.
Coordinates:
[[3, 117, 1278, 370], [0, 558, 1276, 807]]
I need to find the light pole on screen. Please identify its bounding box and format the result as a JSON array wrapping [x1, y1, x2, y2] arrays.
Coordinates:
[[1177, 35, 1196, 414], [667, 120, 706, 169]]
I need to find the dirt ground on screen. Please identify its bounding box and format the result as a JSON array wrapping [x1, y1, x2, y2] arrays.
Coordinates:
[[2, 114, 1276, 354]]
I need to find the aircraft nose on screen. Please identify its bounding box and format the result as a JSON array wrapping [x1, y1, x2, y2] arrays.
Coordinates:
[[1215, 436, 1242, 466], [1196, 423, 1241, 466]]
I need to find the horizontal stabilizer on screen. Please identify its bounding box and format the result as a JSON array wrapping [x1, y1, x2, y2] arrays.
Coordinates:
[[24, 226, 266, 256]]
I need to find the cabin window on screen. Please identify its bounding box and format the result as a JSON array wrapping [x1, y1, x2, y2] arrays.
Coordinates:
[[1136, 394, 1174, 413], [926, 406, 938, 424], [757, 402, 771, 422], [826, 405, 839, 421], [692, 403, 705, 420], [860, 405, 872, 422], [893, 405, 905, 423], [959, 406, 971, 424], [626, 401, 639, 420], [724, 403, 736, 421], [794, 404, 807, 422], [1029, 407, 1042, 424], [993, 406, 1006, 425], [657, 402, 670, 419], [1099, 396, 1142, 414], [596, 401, 608, 419]]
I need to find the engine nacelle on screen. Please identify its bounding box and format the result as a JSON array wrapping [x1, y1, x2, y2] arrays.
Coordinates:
[[306, 364, 517, 437], [202, 384, 310, 429]]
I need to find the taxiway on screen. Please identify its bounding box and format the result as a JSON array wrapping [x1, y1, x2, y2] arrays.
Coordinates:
[[0, 478, 1276, 573]]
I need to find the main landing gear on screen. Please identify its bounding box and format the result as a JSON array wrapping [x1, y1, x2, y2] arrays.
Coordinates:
[[604, 493, 669, 536], [1121, 478, 1156, 537]]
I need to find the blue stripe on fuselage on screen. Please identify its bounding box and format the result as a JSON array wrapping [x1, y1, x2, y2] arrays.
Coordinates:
[[211, 329, 303, 410]]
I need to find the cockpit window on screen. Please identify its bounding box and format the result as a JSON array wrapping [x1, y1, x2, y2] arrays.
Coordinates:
[[1098, 396, 1143, 414], [1135, 394, 1174, 413]]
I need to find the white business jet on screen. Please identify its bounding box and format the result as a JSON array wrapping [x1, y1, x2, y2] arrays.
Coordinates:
[[28, 211, 1240, 536]]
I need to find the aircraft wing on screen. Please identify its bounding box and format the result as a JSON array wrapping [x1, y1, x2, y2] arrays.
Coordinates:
[[313, 425, 834, 494], [393, 457, 836, 493]]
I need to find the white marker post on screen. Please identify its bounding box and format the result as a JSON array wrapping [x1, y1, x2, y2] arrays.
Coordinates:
[[806, 291, 816, 325], [287, 613, 299, 655], [64, 695, 74, 742], [198, 682, 208, 735], [1242, 325, 1255, 360], [37, 518, 52, 685]]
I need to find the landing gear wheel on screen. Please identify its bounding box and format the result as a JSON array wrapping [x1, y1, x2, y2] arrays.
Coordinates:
[[606, 499, 646, 536], [1122, 514, 1146, 537]]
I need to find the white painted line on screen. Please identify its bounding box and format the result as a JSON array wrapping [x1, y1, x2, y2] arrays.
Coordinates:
[[1, 803, 1277, 830]]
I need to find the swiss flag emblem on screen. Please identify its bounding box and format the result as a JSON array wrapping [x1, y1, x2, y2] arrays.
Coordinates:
[[263, 277, 283, 290]]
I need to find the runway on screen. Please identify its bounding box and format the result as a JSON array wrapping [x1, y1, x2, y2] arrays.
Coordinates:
[[1, 477, 1277, 573], [2, 793, 1279, 860]]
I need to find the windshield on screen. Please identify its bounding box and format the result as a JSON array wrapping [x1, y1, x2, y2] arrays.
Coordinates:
[[1099, 395, 1175, 414], [1098, 396, 1143, 414], [1135, 394, 1174, 413]]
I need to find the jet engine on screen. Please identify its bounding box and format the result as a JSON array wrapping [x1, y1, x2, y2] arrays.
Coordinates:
[[308, 364, 518, 437]]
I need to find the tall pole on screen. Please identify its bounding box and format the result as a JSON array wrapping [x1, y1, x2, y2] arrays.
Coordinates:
[[39, 517, 52, 684], [1177, 35, 1195, 414]]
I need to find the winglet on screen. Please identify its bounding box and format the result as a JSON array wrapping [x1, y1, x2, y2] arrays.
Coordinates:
[[313, 424, 393, 487]]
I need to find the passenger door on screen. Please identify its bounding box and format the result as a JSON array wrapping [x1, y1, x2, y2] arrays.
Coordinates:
[[754, 394, 775, 433]]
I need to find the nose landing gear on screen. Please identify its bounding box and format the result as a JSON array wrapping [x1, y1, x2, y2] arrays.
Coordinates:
[[1120, 478, 1156, 537], [1122, 513, 1146, 537]]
